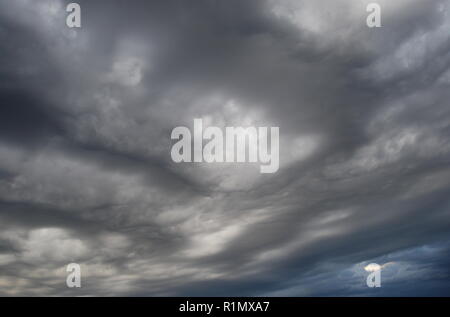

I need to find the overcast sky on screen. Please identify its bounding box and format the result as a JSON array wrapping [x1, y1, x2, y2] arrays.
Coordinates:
[[0, 0, 450, 296]]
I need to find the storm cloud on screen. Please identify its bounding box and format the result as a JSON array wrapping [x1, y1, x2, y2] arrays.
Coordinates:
[[0, 0, 449, 296]]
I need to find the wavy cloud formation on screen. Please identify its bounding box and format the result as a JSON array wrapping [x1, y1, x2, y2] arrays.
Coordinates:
[[0, 0, 449, 296]]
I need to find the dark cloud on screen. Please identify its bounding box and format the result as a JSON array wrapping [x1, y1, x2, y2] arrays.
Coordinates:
[[0, 0, 449, 296]]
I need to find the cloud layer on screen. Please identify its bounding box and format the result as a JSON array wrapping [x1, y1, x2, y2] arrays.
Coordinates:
[[0, 0, 449, 296]]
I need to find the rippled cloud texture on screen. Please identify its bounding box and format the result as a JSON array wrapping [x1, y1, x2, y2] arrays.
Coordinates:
[[0, 0, 450, 296]]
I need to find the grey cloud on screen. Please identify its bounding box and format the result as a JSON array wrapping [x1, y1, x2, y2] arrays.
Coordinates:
[[0, 0, 449, 296]]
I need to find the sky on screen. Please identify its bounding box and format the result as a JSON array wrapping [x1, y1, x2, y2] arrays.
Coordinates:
[[0, 0, 450, 296]]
